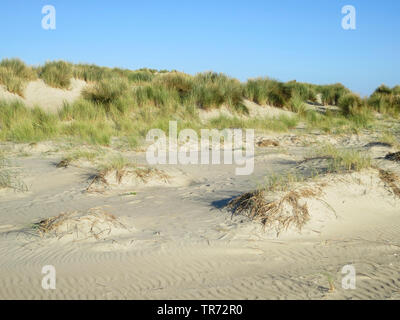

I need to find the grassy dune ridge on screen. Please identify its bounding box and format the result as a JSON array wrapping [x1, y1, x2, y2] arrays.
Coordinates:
[[0, 58, 399, 147]]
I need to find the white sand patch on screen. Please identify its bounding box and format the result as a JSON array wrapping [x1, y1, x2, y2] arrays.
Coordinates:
[[198, 99, 295, 123], [0, 78, 87, 112], [228, 169, 400, 239], [243, 99, 295, 118]]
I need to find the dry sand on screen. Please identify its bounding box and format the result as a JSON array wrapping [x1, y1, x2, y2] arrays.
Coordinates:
[[0, 78, 87, 112], [1, 134, 400, 300], [1, 84, 400, 299]]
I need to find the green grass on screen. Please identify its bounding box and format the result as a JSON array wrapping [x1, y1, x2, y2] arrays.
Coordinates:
[[287, 93, 307, 115], [82, 77, 129, 105], [285, 81, 317, 102], [302, 109, 373, 134], [99, 154, 131, 173], [0, 58, 399, 149], [0, 58, 37, 96], [263, 171, 306, 192], [73, 64, 113, 82], [38, 61, 72, 89], [189, 72, 245, 111], [318, 83, 350, 106], [378, 131, 399, 147], [243, 78, 291, 108], [338, 93, 365, 116], [367, 84, 400, 116], [313, 144, 372, 172], [64, 149, 102, 162], [0, 101, 58, 142]]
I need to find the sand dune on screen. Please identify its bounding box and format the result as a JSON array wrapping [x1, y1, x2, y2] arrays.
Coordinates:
[[1, 128, 400, 299], [0, 78, 87, 112]]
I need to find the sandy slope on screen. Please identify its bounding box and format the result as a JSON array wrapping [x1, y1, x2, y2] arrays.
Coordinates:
[[198, 99, 295, 122], [1, 135, 400, 300], [0, 78, 87, 112]]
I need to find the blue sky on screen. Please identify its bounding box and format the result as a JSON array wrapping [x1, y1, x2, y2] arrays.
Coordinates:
[[0, 0, 399, 96]]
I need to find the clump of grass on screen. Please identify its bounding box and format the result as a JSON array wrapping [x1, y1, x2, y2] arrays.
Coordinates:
[[378, 131, 398, 147], [0, 58, 37, 80], [133, 83, 180, 108], [87, 156, 169, 192], [0, 101, 59, 142], [127, 70, 155, 83], [61, 121, 114, 145], [190, 72, 244, 111], [286, 93, 307, 115], [0, 67, 25, 96], [243, 78, 291, 108], [318, 83, 350, 106], [313, 144, 372, 172], [73, 64, 113, 82], [99, 154, 130, 173], [302, 108, 373, 134], [38, 60, 72, 89], [86, 155, 130, 190], [264, 172, 306, 192], [82, 77, 129, 104], [31, 208, 126, 240], [155, 72, 194, 99], [0, 58, 37, 96], [58, 99, 107, 121], [338, 93, 365, 116], [227, 184, 321, 236], [368, 84, 400, 116], [285, 81, 317, 103]]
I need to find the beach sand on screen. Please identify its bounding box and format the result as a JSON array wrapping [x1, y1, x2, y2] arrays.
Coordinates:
[[1, 81, 400, 300]]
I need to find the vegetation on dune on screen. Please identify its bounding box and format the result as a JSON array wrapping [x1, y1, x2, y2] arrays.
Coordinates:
[[243, 79, 351, 111], [0, 101, 58, 142], [0, 59, 399, 148], [243, 78, 291, 108], [367, 84, 400, 116], [38, 60, 73, 89], [82, 77, 129, 105], [312, 144, 372, 173], [0, 58, 37, 96], [338, 93, 365, 116], [318, 83, 350, 106]]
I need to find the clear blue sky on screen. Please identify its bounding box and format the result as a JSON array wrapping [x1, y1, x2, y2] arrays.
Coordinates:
[[0, 0, 399, 96]]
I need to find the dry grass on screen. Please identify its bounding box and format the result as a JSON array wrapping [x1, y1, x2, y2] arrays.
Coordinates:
[[384, 152, 400, 162], [86, 163, 170, 192], [256, 139, 280, 147], [378, 169, 400, 198], [31, 208, 127, 241], [0, 58, 37, 96], [56, 158, 71, 168], [133, 167, 169, 183], [227, 186, 322, 235]]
